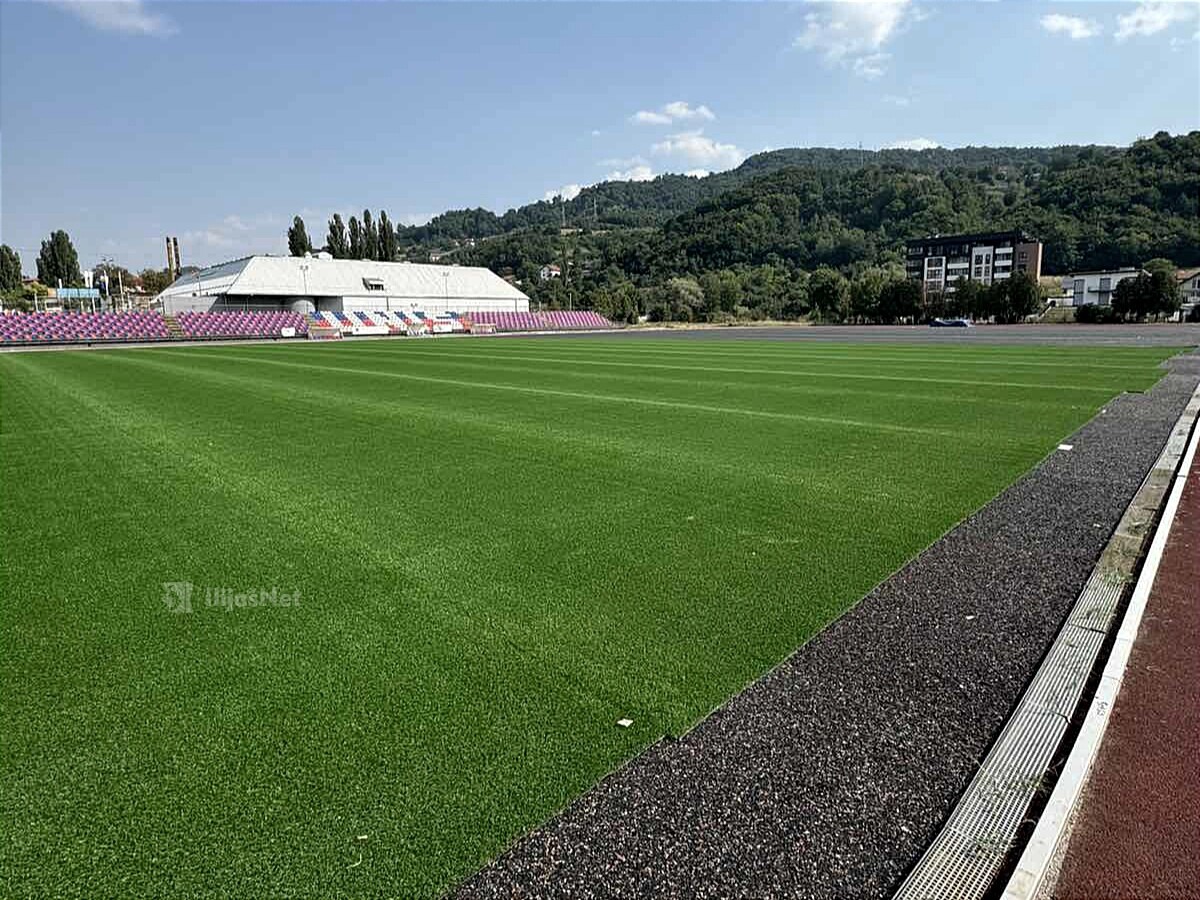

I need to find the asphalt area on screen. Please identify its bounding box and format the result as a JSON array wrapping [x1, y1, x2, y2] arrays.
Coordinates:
[[1051, 449, 1200, 900], [549, 323, 1200, 347]]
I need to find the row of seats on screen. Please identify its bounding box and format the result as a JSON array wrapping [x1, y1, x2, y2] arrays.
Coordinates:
[[310, 310, 468, 333], [465, 310, 614, 332], [0, 308, 616, 344], [0, 312, 170, 343], [176, 311, 309, 338]]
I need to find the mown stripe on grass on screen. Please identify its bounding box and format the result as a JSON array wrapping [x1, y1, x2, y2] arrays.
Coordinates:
[[288, 343, 1124, 412], [265, 343, 1139, 393], [146, 348, 971, 438], [443, 340, 1174, 373]]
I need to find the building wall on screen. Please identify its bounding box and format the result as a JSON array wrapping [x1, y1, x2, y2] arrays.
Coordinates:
[[160, 295, 315, 314], [162, 293, 529, 316], [335, 294, 528, 315], [906, 233, 1042, 293], [1060, 270, 1140, 307], [1016, 242, 1043, 280], [1179, 274, 1200, 305]]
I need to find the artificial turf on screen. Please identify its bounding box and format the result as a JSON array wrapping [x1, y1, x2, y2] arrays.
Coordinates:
[[0, 336, 1181, 898]]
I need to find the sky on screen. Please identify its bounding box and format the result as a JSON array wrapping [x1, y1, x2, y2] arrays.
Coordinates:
[[1, 0, 1198, 273]]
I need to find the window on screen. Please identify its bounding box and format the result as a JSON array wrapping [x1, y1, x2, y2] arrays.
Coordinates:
[[1099, 277, 1111, 291], [362, 277, 385, 292]]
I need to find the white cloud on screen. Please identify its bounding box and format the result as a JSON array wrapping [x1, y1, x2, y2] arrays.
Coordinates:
[[606, 165, 655, 182], [179, 212, 283, 256], [600, 155, 648, 168], [53, 1, 177, 36], [684, 169, 711, 178], [883, 137, 940, 150], [544, 184, 583, 203], [881, 93, 911, 107], [631, 101, 716, 125], [852, 53, 890, 78], [1115, 1, 1198, 41], [661, 101, 715, 121], [590, 129, 602, 137], [1168, 26, 1200, 48], [1040, 13, 1102, 40], [793, 0, 918, 78], [651, 130, 746, 170]]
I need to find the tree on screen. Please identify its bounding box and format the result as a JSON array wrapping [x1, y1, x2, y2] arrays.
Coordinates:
[[808, 267, 849, 322], [378, 210, 397, 262], [1143, 257, 1175, 279], [1002, 271, 1041, 323], [950, 277, 985, 320], [36, 230, 82, 288], [91, 263, 135, 299], [0, 244, 21, 293], [140, 268, 173, 294], [348, 216, 364, 259], [326, 214, 349, 258], [362, 209, 379, 261], [877, 278, 922, 323], [849, 268, 889, 322], [1115, 270, 1182, 320], [1111, 275, 1147, 321], [287, 216, 312, 257], [1148, 268, 1182, 318]]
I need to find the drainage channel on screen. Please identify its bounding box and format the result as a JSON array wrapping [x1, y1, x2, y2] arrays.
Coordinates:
[[892, 384, 1200, 900]]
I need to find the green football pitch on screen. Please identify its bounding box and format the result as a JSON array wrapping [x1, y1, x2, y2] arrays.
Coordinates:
[[0, 337, 1179, 897]]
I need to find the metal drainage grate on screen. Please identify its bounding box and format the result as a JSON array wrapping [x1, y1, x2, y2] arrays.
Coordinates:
[[894, 414, 1193, 900]]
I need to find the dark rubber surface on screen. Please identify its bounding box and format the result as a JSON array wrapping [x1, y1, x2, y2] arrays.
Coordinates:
[[1052, 450, 1200, 900], [456, 352, 1200, 900], [543, 323, 1200, 347]]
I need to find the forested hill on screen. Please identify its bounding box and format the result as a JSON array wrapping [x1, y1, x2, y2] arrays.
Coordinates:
[[399, 143, 1123, 241], [651, 132, 1199, 275], [435, 131, 1198, 320]]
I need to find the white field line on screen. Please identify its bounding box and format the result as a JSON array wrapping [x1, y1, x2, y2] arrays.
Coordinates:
[[470, 342, 1164, 373], [259, 344, 1102, 412], [1002, 389, 1200, 900], [145, 349, 968, 438], [244, 343, 1124, 394]]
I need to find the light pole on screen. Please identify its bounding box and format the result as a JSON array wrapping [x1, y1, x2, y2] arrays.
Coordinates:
[[100, 256, 114, 312]]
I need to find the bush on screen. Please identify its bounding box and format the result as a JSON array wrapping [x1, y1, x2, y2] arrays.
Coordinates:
[[1075, 303, 1120, 324]]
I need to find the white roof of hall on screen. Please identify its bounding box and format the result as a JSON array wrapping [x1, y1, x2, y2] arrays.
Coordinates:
[[157, 256, 528, 302]]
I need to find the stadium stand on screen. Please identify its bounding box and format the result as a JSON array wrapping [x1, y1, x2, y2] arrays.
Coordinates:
[[0, 311, 170, 344], [465, 310, 614, 332], [176, 311, 308, 339], [0, 306, 615, 345], [546, 310, 613, 329]]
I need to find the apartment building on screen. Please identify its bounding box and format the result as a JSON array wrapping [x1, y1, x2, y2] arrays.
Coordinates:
[[905, 231, 1043, 294]]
